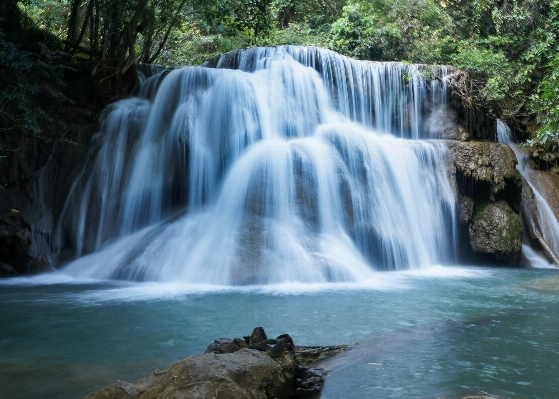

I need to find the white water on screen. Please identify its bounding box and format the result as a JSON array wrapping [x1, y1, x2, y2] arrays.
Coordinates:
[[52, 46, 458, 284], [497, 120, 559, 265]]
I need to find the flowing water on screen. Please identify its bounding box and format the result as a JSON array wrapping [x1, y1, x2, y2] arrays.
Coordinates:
[[497, 121, 559, 266], [3, 47, 559, 398], [47, 46, 457, 282]]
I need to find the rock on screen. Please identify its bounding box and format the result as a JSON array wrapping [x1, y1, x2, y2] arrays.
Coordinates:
[[0, 262, 16, 277], [469, 201, 522, 261], [458, 196, 474, 225], [84, 328, 341, 399], [526, 170, 559, 221], [246, 326, 268, 344], [446, 141, 518, 194], [30, 253, 50, 274], [426, 106, 471, 141], [85, 349, 293, 399], [295, 344, 353, 367], [294, 367, 326, 396], [86, 348, 293, 399], [205, 338, 246, 354]]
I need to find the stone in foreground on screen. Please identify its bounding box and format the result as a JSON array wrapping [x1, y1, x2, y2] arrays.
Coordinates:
[[84, 328, 342, 399]]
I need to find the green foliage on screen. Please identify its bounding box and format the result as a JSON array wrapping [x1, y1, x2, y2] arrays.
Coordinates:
[[17, 0, 70, 40], [194, 0, 274, 40], [156, 23, 249, 66], [329, 0, 452, 63], [0, 27, 71, 137], [527, 0, 559, 149]]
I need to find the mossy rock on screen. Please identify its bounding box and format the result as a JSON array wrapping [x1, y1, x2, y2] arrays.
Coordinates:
[[446, 141, 517, 194], [469, 201, 522, 262]]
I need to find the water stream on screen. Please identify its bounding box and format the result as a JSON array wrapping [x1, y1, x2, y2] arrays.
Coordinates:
[[497, 121, 559, 267]]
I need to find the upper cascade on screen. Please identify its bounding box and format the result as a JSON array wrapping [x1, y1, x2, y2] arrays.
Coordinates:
[[51, 46, 458, 284]]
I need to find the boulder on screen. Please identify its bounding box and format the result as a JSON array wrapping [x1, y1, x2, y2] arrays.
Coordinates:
[[84, 328, 337, 399], [469, 201, 522, 261]]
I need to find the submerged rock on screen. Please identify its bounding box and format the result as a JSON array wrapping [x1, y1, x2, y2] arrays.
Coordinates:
[[84, 327, 341, 399], [469, 201, 522, 261]]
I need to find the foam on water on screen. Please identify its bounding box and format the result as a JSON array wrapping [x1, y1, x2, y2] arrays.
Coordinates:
[[0, 265, 490, 304]]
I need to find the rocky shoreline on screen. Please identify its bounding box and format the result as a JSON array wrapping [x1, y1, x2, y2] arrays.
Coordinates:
[[84, 327, 352, 399]]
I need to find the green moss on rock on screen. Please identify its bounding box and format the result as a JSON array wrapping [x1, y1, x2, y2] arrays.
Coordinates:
[[469, 201, 522, 262]]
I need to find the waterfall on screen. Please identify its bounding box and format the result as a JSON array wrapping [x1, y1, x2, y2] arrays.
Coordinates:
[[497, 121, 559, 266], [55, 46, 458, 284]]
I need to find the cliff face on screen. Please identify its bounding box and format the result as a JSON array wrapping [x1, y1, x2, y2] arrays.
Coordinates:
[[0, 62, 101, 276], [444, 140, 523, 264]]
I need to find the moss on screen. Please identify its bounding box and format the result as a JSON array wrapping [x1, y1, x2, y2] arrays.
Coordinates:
[[474, 202, 488, 222], [462, 195, 474, 205], [495, 211, 522, 249]]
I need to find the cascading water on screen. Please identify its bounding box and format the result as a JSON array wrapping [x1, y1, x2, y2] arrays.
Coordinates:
[[497, 120, 559, 266], [53, 46, 458, 284]]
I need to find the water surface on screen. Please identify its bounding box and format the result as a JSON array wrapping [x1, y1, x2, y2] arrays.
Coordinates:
[[1, 266, 558, 398]]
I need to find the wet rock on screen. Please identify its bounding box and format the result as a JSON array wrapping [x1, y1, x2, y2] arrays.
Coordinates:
[[526, 170, 559, 221], [295, 344, 353, 367], [469, 201, 522, 262], [0, 262, 16, 277], [85, 349, 293, 399], [30, 253, 50, 274], [294, 367, 326, 396], [446, 141, 517, 194]]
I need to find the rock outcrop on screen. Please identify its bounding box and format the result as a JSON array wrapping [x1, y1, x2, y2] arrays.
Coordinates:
[[446, 141, 518, 195], [469, 201, 522, 261], [84, 328, 348, 399], [445, 140, 523, 263]]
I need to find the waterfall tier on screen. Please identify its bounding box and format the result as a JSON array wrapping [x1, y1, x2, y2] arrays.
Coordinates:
[[56, 46, 458, 284]]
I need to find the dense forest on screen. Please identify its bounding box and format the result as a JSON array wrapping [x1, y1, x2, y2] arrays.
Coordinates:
[[1, 0, 559, 156]]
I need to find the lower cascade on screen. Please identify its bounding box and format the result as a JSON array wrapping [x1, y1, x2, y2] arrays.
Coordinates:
[[57, 46, 458, 284]]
